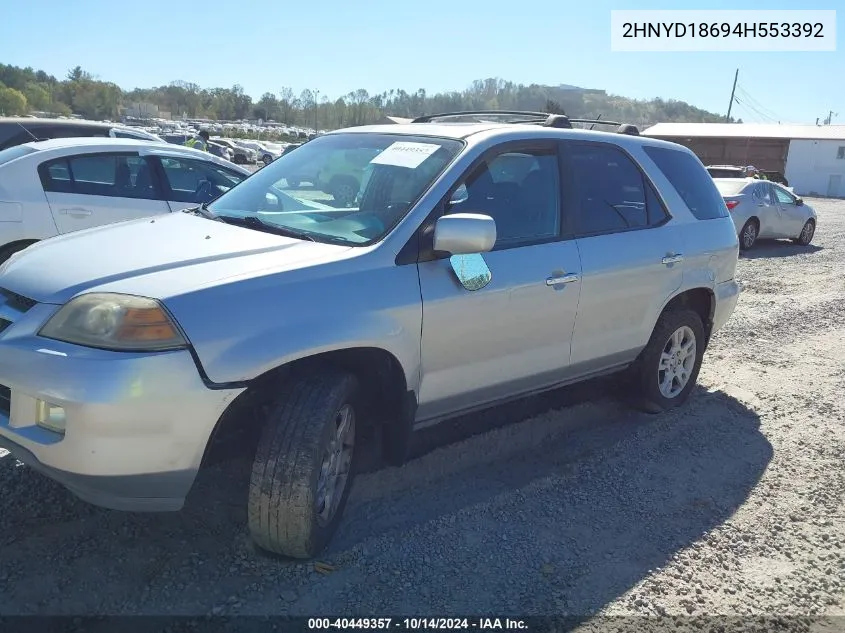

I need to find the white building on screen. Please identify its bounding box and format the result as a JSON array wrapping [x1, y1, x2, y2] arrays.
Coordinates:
[[643, 123, 845, 197]]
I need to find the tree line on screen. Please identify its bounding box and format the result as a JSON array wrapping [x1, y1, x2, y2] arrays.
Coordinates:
[[0, 63, 733, 131]]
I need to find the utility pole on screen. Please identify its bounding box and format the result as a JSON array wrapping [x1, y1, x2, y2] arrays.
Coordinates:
[[725, 68, 739, 122]]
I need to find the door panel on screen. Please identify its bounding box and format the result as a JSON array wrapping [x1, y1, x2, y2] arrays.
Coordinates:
[[39, 153, 169, 234], [417, 242, 582, 422], [416, 141, 581, 423], [772, 185, 805, 236], [571, 224, 684, 370], [563, 140, 684, 372], [46, 192, 168, 233], [755, 182, 787, 237]]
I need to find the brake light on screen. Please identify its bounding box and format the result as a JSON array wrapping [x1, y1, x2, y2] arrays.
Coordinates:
[[725, 200, 740, 211]]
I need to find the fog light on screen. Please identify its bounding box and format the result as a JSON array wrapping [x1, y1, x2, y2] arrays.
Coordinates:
[[35, 400, 66, 434]]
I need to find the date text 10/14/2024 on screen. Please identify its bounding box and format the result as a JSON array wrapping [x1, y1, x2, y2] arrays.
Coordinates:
[[308, 618, 528, 630]]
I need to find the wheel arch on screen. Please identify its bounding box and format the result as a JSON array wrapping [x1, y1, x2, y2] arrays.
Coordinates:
[[659, 287, 716, 346], [0, 239, 39, 265], [200, 346, 416, 469]]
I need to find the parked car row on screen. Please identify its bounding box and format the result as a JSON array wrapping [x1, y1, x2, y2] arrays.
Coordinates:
[[0, 117, 165, 151], [0, 111, 742, 561]]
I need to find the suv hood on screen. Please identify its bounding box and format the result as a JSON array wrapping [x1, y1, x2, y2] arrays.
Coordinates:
[[0, 212, 352, 305]]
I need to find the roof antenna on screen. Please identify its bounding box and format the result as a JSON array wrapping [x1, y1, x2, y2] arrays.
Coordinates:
[[589, 114, 602, 130], [15, 121, 41, 143]]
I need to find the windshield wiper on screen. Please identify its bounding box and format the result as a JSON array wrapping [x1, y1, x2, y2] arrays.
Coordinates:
[[216, 214, 316, 242], [183, 202, 224, 221]]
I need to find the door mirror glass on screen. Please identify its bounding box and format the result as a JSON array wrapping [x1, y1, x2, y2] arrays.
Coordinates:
[[795, 197, 803, 206], [449, 253, 492, 291], [449, 184, 468, 205], [432, 213, 496, 255]]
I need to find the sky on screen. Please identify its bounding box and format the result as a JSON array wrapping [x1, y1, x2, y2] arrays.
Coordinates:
[[0, 0, 841, 124]]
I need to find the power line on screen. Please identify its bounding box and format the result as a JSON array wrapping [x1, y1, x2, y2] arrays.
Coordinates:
[[734, 85, 780, 119], [732, 98, 763, 123], [734, 85, 782, 122], [733, 96, 778, 123]]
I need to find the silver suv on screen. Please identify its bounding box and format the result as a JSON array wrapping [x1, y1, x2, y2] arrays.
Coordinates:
[[0, 111, 740, 559]]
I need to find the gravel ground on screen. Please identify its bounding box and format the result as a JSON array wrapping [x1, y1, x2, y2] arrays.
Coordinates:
[[0, 199, 843, 630]]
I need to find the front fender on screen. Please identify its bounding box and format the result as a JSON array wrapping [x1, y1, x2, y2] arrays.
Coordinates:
[[166, 262, 423, 391]]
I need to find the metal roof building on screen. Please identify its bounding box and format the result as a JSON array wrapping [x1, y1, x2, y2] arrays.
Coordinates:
[[643, 123, 845, 197]]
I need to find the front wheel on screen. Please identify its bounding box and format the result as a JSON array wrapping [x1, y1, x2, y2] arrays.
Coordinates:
[[793, 219, 815, 246], [629, 308, 705, 414], [247, 373, 359, 559]]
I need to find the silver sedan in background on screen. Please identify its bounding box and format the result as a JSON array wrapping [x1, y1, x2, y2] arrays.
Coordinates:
[[714, 178, 817, 251]]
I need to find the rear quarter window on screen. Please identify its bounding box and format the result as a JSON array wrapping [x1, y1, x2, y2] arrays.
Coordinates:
[[644, 146, 729, 220]]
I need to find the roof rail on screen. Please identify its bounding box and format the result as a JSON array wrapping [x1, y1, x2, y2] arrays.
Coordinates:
[[410, 111, 639, 135]]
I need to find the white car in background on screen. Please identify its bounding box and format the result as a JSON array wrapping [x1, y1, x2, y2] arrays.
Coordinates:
[[0, 138, 251, 263], [236, 140, 281, 166], [713, 177, 817, 250]]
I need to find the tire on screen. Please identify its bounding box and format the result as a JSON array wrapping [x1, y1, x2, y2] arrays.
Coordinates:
[[262, 154, 273, 166], [628, 308, 705, 414], [0, 241, 34, 266], [739, 219, 758, 251], [248, 372, 360, 559], [793, 219, 815, 246], [233, 154, 246, 165]]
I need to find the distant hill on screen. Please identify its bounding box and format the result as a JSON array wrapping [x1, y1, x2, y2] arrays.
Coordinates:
[[0, 63, 731, 130]]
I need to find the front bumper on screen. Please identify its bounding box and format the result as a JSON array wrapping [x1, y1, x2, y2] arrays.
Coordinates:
[[0, 303, 244, 511]]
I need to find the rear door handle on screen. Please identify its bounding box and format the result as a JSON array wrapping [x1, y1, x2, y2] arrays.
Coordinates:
[[546, 274, 579, 286], [662, 254, 684, 265], [61, 207, 92, 217]]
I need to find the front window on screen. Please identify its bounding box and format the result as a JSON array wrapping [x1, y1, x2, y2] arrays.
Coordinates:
[[207, 133, 463, 245]]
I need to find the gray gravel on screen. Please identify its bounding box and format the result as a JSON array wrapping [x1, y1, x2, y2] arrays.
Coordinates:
[[0, 199, 843, 629]]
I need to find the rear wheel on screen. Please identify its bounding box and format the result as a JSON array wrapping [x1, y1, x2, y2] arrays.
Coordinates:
[[247, 372, 359, 559], [793, 219, 815, 246], [628, 308, 705, 414], [739, 219, 758, 251]]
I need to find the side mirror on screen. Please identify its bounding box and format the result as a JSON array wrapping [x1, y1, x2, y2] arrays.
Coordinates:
[[795, 197, 804, 206], [433, 213, 496, 255]]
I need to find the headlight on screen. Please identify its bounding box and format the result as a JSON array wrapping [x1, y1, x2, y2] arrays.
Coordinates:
[[39, 293, 188, 352]]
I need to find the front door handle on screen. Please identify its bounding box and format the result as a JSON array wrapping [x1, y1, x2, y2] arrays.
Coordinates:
[[61, 207, 92, 217], [546, 274, 579, 286], [662, 254, 684, 265]]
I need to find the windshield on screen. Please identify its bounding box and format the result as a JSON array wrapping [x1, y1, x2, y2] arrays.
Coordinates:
[[207, 132, 463, 245], [713, 179, 748, 195], [0, 144, 37, 166]]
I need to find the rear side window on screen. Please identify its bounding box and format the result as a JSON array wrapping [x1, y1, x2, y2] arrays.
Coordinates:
[[38, 153, 160, 199], [644, 146, 729, 220], [0, 145, 38, 166], [567, 142, 669, 236]]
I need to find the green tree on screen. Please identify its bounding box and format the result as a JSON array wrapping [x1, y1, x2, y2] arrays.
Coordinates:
[[23, 82, 51, 110], [0, 86, 28, 115]]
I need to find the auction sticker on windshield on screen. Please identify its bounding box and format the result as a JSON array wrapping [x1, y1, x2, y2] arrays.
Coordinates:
[[370, 142, 441, 169]]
